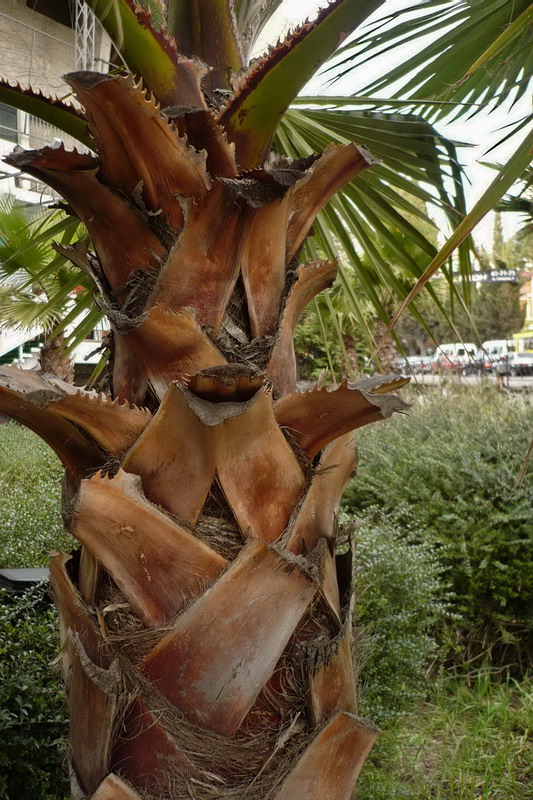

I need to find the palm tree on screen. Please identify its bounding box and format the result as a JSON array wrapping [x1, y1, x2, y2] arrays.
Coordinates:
[[0, 2, 413, 797], [0, 1, 528, 798], [0, 198, 94, 380]]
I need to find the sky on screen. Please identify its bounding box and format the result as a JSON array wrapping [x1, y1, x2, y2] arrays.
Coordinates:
[[256, 0, 532, 252]]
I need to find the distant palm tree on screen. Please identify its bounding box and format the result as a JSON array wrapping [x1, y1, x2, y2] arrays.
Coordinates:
[[0, 199, 87, 379]]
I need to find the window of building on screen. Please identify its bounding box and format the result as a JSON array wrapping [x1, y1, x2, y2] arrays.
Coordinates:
[[0, 104, 18, 143], [25, 0, 72, 28]]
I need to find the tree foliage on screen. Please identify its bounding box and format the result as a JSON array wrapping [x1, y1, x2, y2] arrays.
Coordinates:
[[344, 386, 533, 669]]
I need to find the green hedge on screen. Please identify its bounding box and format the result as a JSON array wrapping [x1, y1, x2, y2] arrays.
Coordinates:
[[0, 424, 69, 799], [0, 587, 68, 800], [344, 385, 533, 668], [350, 520, 449, 722]]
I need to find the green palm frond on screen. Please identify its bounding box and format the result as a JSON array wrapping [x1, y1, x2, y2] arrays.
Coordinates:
[[0, 200, 96, 339], [275, 102, 471, 341], [0, 203, 81, 280], [329, 0, 533, 121], [0, 80, 91, 146], [0, 198, 55, 279], [219, 0, 385, 167], [389, 123, 533, 328], [2, 0, 521, 367], [0, 286, 65, 332], [496, 165, 533, 238], [232, 0, 284, 54]]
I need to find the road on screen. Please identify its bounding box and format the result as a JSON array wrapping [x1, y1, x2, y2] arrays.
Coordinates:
[[407, 374, 533, 389]]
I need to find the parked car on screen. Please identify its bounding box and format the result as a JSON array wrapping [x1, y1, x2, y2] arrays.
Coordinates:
[[417, 356, 434, 374], [480, 340, 516, 373], [431, 343, 479, 374], [495, 351, 533, 376], [393, 355, 433, 374]]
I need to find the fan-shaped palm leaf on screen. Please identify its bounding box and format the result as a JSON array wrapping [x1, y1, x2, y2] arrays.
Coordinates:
[[275, 103, 471, 345], [330, 0, 533, 121], [389, 123, 533, 328], [0, 200, 98, 341]]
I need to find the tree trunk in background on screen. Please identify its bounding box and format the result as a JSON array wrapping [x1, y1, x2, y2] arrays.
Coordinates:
[[39, 333, 74, 382], [375, 316, 398, 373], [375, 296, 398, 373], [344, 334, 361, 376]]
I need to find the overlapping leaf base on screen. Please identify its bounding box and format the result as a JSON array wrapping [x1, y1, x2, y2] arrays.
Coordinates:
[[66, 365, 391, 799], [1, 365, 404, 800], [1, 22, 408, 796]]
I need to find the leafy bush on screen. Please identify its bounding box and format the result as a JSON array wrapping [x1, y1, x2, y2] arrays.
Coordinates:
[[350, 519, 449, 722], [0, 424, 69, 799], [0, 586, 68, 800], [345, 385, 533, 667], [0, 423, 70, 567]]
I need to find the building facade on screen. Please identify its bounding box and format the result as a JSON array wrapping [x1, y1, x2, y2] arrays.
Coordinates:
[[0, 1, 112, 374], [0, 0, 111, 206], [516, 269, 533, 352]]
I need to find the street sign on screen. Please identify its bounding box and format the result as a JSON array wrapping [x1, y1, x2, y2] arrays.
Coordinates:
[[470, 269, 518, 283]]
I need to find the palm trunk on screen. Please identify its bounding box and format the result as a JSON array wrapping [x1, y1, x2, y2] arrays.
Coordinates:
[[0, 14, 410, 797], [38, 332, 74, 382], [375, 317, 398, 374], [375, 298, 398, 374]]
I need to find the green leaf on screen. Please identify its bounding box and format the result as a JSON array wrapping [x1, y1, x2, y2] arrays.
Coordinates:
[[231, 0, 284, 57], [329, 0, 533, 121], [292, 95, 482, 113], [460, 4, 533, 85], [492, 162, 533, 237], [49, 290, 98, 340], [0, 201, 94, 343], [274, 98, 474, 357], [0, 80, 90, 148], [219, 0, 385, 167], [280, 106, 468, 227], [0, 216, 80, 271], [60, 303, 105, 354], [88, 352, 110, 388], [389, 123, 533, 328], [136, 0, 166, 29]]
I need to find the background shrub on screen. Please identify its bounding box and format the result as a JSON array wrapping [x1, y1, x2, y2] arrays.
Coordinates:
[[0, 424, 68, 799], [344, 385, 533, 668], [349, 519, 449, 722], [0, 586, 67, 800]]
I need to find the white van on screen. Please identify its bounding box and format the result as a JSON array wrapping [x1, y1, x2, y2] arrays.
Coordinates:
[[431, 343, 479, 373], [480, 340, 515, 372]]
